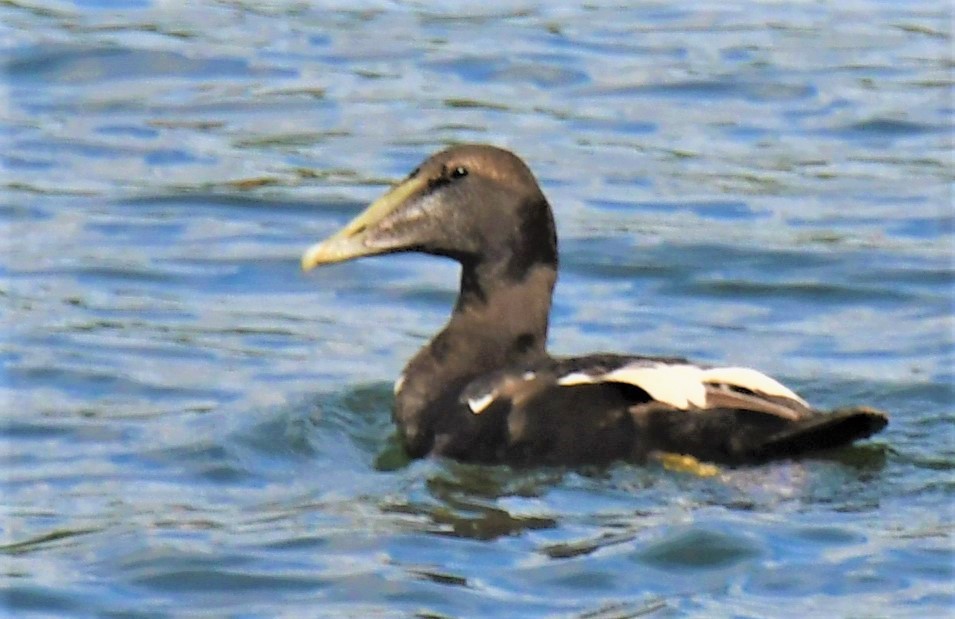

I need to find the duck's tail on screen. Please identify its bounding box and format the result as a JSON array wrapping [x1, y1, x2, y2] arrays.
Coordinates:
[[751, 406, 888, 461]]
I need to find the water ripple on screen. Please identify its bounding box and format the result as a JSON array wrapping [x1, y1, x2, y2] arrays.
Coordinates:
[[2, 1, 951, 616]]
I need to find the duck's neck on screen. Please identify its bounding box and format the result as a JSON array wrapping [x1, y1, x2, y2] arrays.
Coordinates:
[[449, 259, 557, 363], [394, 260, 557, 456]]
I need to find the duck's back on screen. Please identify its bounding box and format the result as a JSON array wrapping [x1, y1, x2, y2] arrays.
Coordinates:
[[421, 354, 887, 465]]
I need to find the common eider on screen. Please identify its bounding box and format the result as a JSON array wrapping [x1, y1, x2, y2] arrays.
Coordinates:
[[301, 144, 888, 466]]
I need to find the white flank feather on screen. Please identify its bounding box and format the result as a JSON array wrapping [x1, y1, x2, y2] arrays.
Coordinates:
[[467, 392, 496, 414], [393, 374, 406, 396]]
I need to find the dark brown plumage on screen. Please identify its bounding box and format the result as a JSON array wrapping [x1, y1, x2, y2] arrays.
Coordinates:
[[302, 144, 888, 466]]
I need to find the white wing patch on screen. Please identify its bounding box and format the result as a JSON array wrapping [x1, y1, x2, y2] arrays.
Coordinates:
[[605, 364, 707, 408], [555, 362, 806, 410], [555, 372, 597, 387], [701, 366, 808, 406]]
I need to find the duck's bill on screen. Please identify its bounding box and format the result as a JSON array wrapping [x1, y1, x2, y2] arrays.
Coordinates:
[[301, 175, 425, 271]]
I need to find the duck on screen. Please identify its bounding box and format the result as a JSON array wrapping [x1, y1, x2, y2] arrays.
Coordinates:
[[301, 144, 888, 466]]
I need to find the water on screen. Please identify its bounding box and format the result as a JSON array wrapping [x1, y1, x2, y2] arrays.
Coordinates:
[[2, 1, 952, 617]]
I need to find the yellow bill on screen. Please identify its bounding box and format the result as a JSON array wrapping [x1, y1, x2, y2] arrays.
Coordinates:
[[301, 175, 426, 271]]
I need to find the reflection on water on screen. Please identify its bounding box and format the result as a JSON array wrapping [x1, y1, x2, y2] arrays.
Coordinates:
[[2, 1, 953, 617]]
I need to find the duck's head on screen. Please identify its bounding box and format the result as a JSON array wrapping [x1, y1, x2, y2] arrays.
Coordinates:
[[301, 144, 557, 278]]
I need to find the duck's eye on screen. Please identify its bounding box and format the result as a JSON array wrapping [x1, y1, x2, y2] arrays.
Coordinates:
[[426, 165, 469, 191]]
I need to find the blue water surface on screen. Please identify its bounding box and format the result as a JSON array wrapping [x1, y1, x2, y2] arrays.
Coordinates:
[[2, 1, 953, 617]]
